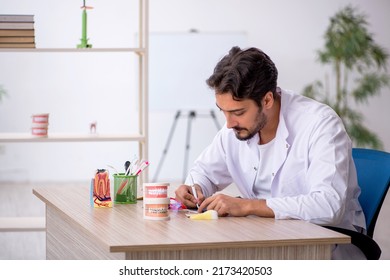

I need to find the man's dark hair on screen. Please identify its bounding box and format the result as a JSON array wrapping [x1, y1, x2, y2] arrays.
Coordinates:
[[206, 46, 278, 107]]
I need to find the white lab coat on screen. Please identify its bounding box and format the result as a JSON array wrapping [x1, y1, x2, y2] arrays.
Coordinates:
[[187, 89, 366, 231]]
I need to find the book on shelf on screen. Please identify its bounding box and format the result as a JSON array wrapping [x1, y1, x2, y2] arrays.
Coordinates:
[[0, 36, 34, 43], [0, 14, 35, 48], [0, 43, 36, 48], [0, 22, 34, 29], [0, 14, 34, 22], [0, 29, 35, 37]]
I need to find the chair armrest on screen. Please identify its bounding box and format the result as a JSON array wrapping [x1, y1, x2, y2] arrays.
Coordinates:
[[323, 226, 382, 260]]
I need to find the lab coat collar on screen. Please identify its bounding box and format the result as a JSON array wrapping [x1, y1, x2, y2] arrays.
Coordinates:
[[277, 89, 291, 148], [273, 90, 291, 176], [269, 89, 291, 186]]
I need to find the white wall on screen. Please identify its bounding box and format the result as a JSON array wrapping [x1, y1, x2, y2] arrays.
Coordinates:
[[1, 0, 389, 182]]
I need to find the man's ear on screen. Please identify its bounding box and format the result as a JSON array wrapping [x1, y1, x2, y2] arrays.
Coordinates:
[[262, 91, 274, 109]]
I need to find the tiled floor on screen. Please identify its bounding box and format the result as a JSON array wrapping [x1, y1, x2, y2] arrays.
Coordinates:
[[0, 181, 389, 260]]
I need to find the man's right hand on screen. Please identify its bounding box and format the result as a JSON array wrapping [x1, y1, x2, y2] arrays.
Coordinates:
[[175, 184, 204, 209]]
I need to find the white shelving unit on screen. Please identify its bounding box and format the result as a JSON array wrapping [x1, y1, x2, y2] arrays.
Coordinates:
[[0, 133, 145, 143], [0, 48, 144, 53], [0, 0, 149, 232]]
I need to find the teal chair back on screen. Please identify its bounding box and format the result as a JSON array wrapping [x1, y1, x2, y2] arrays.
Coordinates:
[[352, 148, 390, 238]]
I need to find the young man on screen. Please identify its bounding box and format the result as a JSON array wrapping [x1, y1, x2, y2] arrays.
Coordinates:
[[175, 46, 366, 259]]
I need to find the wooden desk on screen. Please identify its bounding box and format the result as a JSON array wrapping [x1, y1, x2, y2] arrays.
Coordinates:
[[33, 185, 350, 260]]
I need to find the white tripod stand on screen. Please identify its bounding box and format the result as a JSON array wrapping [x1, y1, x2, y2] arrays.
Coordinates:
[[153, 110, 221, 182]]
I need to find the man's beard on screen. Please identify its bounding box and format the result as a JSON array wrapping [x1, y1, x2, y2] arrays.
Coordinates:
[[233, 110, 267, 141]]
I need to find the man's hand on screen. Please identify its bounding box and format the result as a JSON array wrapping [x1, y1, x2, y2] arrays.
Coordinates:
[[198, 194, 275, 218], [175, 184, 204, 209]]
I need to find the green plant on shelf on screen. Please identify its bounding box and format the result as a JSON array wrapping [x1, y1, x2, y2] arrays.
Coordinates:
[[77, 0, 93, 48], [302, 5, 390, 149]]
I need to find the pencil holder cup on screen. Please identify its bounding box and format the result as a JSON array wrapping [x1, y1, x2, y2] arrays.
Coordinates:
[[113, 173, 137, 204]]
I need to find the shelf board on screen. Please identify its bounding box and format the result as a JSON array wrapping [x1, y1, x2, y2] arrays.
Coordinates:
[[0, 217, 45, 232], [0, 47, 146, 54], [0, 133, 146, 143]]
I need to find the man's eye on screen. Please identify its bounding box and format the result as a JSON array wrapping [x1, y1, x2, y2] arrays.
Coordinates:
[[234, 111, 245, 116]]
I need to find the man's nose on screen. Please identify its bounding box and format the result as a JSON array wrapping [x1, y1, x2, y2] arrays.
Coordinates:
[[225, 114, 237, 129]]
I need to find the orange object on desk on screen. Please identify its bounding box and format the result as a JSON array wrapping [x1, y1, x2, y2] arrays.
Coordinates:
[[91, 169, 112, 208]]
